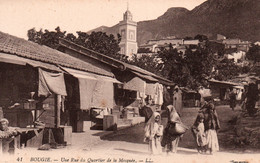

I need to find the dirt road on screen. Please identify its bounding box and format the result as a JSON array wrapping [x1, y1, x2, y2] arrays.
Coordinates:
[[9, 105, 260, 163]]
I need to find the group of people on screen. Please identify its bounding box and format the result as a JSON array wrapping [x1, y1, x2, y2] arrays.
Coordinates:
[[229, 88, 245, 111], [192, 97, 220, 154], [143, 97, 220, 155], [229, 84, 259, 116], [144, 105, 187, 155]]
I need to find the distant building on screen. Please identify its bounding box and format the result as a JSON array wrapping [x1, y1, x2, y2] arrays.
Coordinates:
[[218, 36, 251, 52], [118, 8, 138, 57], [138, 43, 157, 53], [255, 41, 260, 46], [138, 38, 200, 54], [183, 39, 200, 46], [217, 34, 226, 40], [146, 38, 184, 46], [226, 50, 246, 63]]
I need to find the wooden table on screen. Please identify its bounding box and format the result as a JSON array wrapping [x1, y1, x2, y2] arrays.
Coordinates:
[[16, 127, 44, 148]]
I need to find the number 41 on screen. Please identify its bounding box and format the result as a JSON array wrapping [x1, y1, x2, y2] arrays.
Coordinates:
[[17, 157, 23, 162]]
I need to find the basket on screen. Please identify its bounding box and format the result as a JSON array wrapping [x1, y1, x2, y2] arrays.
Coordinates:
[[168, 122, 188, 135]]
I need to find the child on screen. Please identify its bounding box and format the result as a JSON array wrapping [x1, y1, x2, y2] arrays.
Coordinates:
[[196, 115, 207, 154], [192, 113, 207, 154], [144, 112, 163, 155]]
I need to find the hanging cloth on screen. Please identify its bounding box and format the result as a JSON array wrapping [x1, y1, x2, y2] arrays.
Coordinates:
[[154, 83, 164, 105], [78, 78, 97, 110], [78, 78, 114, 110], [38, 68, 67, 96], [91, 80, 114, 109], [145, 83, 156, 96]]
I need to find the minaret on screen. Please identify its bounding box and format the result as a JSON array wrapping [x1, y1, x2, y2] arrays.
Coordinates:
[[118, 4, 138, 57]]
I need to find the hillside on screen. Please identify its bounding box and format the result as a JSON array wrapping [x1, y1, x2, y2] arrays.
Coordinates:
[[87, 26, 109, 34], [90, 0, 260, 45]]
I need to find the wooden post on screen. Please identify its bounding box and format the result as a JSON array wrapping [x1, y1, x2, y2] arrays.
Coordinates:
[[0, 139, 2, 155], [55, 95, 61, 128]]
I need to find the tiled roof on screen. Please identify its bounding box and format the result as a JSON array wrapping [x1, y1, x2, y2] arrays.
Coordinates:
[[0, 31, 113, 77], [59, 38, 174, 86]]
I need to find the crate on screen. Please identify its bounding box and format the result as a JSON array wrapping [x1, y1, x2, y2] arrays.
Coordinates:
[[103, 115, 117, 131], [60, 126, 72, 145]]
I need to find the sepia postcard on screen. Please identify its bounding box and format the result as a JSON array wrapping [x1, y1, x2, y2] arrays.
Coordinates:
[[0, 0, 259, 162]]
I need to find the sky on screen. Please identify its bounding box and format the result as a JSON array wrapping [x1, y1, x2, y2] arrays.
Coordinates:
[[0, 0, 206, 39]]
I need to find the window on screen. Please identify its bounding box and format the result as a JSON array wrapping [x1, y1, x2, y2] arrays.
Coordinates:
[[121, 47, 125, 54], [121, 29, 125, 39], [129, 30, 135, 40]]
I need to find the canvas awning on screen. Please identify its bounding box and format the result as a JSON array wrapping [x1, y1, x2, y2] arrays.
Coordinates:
[[60, 66, 117, 110], [123, 76, 146, 93], [0, 52, 26, 65], [131, 71, 158, 82], [60, 66, 121, 83], [61, 66, 97, 80], [0, 52, 61, 72], [77, 79, 114, 110], [145, 83, 156, 96]]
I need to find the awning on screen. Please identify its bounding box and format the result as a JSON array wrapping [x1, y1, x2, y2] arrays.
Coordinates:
[[60, 66, 121, 83], [123, 76, 146, 93], [0, 52, 61, 72], [77, 77, 114, 110], [131, 71, 158, 82], [209, 79, 243, 87], [145, 83, 156, 96], [233, 86, 244, 89], [116, 71, 148, 92], [60, 66, 117, 110], [0, 52, 26, 65], [60, 66, 97, 80], [97, 75, 122, 84]]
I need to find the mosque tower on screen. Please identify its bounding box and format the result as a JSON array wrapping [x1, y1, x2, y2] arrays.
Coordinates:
[[118, 4, 138, 57]]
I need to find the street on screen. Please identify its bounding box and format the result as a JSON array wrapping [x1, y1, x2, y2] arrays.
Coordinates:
[[7, 105, 260, 163]]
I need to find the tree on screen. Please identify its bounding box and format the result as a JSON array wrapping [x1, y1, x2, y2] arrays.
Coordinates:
[[194, 34, 208, 42], [73, 31, 121, 59], [137, 48, 152, 53], [155, 45, 215, 89], [212, 58, 242, 81], [246, 44, 260, 63], [156, 44, 242, 90], [205, 41, 225, 56], [184, 36, 193, 40], [157, 46, 186, 85], [28, 27, 66, 49], [127, 54, 160, 74], [27, 27, 121, 58]]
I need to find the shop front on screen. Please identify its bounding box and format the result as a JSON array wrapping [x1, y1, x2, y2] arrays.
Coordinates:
[[0, 56, 69, 151], [60, 67, 120, 132]]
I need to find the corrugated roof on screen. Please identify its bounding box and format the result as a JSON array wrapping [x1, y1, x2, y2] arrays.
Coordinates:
[[0, 31, 113, 77]]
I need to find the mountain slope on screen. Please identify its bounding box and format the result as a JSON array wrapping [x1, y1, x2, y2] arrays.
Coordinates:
[[92, 0, 260, 45]]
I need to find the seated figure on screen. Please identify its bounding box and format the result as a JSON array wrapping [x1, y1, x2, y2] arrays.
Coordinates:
[[0, 118, 18, 154]]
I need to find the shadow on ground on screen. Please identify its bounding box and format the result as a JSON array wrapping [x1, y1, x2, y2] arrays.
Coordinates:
[[114, 148, 149, 155], [100, 123, 148, 144], [99, 105, 242, 152]]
